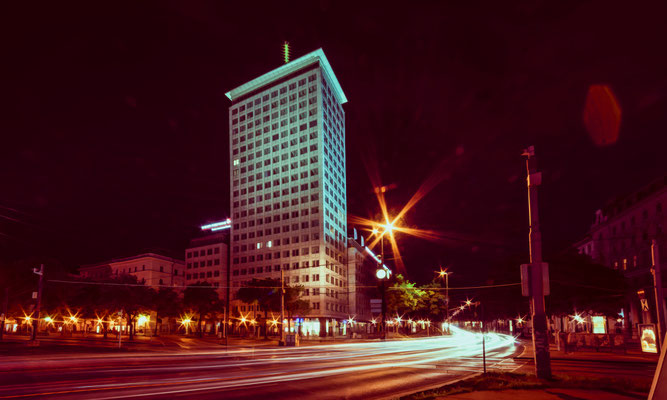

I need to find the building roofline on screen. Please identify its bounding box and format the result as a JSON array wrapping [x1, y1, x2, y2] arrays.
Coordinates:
[[225, 48, 347, 105], [80, 253, 184, 270]]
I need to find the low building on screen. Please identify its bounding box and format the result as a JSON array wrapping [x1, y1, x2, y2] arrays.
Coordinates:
[[185, 231, 229, 301], [80, 252, 185, 290], [576, 175, 666, 336]]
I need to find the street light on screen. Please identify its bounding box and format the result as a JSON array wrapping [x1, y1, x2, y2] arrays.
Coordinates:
[[371, 223, 393, 341], [436, 268, 451, 334], [376, 265, 391, 340]]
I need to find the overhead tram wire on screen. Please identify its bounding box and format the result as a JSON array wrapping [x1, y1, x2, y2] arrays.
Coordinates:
[[47, 279, 521, 291]]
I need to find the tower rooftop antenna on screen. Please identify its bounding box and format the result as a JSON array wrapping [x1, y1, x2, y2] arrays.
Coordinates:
[[282, 41, 291, 64]]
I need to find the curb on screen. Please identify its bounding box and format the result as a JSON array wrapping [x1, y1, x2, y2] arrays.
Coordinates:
[[513, 355, 657, 365]]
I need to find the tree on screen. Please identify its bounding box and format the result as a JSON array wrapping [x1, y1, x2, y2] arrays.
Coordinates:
[[285, 284, 310, 333], [153, 287, 181, 336], [105, 274, 156, 340], [238, 278, 281, 338], [416, 282, 447, 320], [546, 251, 627, 317], [183, 282, 219, 337], [386, 274, 425, 317]]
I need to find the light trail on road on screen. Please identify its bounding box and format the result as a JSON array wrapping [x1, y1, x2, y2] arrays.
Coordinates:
[[0, 327, 518, 399]]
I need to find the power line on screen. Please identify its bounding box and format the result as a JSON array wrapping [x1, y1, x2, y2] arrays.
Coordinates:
[[47, 279, 521, 291]]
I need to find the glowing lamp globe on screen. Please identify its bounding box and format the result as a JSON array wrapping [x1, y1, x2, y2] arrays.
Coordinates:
[[376, 269, 387, 279]]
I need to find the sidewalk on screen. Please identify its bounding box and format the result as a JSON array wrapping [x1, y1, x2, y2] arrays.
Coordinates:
[[434, 388, 644, 399], [516, 340, 658, 364]]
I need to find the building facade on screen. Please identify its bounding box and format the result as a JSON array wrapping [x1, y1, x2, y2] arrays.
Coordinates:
[[347, 236, 382, 323], [80, 253, 185, 290], [225, 49, 348, 334], [576, 175, 666, 335], [185, 231, 229, 301]]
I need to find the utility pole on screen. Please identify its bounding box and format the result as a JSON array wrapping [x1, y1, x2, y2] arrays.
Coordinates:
[[31, 264, 44, 343], [226, 233, 231, 341], [280, 268, 285, 345], [118, 310, 123, 349], [381, 278, 387, 340], [523, 146, 552, 379], [445, 272, 450, 334], [0, 287, 8, 341], [652, 239, 666, 349], [380, 235, 387, 340], [481, 301, 486, 374]]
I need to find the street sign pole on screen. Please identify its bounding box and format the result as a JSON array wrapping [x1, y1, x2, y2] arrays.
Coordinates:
[[652, 240, 666, 351], [30, 264, 44, 343], [523, 146, 552, 379]]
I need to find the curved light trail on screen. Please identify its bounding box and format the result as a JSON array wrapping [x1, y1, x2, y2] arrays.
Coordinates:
[[0, 328, 519, 399]]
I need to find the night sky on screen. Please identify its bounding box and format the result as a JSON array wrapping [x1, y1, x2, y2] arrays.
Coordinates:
[[3, 1, 667, 283]]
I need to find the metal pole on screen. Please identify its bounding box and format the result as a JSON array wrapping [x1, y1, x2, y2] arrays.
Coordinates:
[[0, 287, 8, 341], [524, 146, 552, 379], [280, 268, 285, 344], [118, 310, 122, 349], [31, 264, 44, 342], [652, 239, 666, 349], [381, 236, 387, 340], [381, 279, 387, 340], [226, 232, 231, 340], [446, 273, 449, 334], [223, 307, 227, 347], [482, 302, 486, 374]]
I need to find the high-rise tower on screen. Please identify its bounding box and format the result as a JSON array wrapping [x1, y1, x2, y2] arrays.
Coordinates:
[[225, 49, 347, 335]]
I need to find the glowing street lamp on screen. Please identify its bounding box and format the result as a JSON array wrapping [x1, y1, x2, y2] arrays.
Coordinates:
[[180, 316, 193, 335], [436, 268, 451, 334], [380, 221, 394, 236]]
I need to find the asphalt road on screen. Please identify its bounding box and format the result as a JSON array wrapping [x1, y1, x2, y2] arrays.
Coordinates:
[[0, 327, 519, 399]]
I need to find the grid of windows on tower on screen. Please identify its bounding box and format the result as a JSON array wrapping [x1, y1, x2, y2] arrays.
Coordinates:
[[229, 70, 348, 297]]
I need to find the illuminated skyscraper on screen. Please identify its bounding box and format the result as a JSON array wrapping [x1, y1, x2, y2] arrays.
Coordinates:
[[225, 49, 347, 335]]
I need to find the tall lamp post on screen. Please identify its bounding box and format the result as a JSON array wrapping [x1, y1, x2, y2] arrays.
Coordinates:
[[371, 223, 393, 340], [376, 266, 391, 340], [437, 268, 450, 334]]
